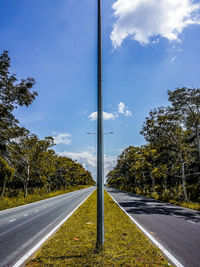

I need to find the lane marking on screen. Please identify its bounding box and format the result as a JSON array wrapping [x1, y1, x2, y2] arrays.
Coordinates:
[[13, 188, 95, 267], [171, 214, 183, 218], [35, 210, 39, 213], [106, 190, 184, 267], [0, 208, 53, 238], [187, 220, 196, 224], [24, 214, 28, 217], [9, 219, 16, 222], [0, 187, 93, 215], [0, 206, 58, 238]]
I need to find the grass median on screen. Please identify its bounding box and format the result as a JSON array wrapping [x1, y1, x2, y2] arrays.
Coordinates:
[[26, 190, 170, 266]]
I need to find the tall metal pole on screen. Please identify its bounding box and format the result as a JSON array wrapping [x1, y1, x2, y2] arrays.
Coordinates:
[[96, 0, 104, 250]]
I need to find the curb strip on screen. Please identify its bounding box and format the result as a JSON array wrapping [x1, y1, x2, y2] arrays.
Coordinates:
[[106, 190, 184, 267]]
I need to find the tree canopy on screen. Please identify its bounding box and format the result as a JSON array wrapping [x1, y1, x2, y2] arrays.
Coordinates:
[[0, 51, 95, 198], [107, 88, 200, 203]]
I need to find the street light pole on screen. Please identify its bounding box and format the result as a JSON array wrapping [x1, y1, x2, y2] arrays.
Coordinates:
[[96, 0, 104, 250]]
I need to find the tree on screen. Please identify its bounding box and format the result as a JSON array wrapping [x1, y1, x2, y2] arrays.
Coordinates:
[[0, 156, 14, 197], [107, 88, 200, 203], [0, 50, 37, 159], [141, 107, 192, 201], [168, 88, 200, 161], [9, 135, 55, 198], [0, 51, 95, 199]]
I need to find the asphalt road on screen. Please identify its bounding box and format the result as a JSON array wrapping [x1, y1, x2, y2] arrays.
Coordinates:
[[106, 187, 200, 267], [0, 186, 95, 267]]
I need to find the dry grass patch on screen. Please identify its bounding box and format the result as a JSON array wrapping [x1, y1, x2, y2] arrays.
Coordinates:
[[0, 185, 91, 211], [170, 201, 200, 211], [26, 190, 170, 266]]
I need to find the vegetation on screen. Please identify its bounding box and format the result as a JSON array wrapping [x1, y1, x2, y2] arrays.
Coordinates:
[[0, 50, 95, 207], [26, 190, 169, 266], [107, 88, 200, 210], [0, 185, 91, 211]]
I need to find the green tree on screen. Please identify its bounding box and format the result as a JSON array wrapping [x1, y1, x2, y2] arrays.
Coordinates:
[[9, 135, 53, 198], [0, 50, 37, 159], [0, 156, 14, 197], [168, 88, 200, 160], [107, 88, 200, 203], [141, 107, 192, 201]]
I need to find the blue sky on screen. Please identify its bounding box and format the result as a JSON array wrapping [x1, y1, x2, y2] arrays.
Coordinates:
[[1, 0, 200, 179]]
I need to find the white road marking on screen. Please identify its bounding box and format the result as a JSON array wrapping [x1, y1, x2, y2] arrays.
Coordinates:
[[9, 219, 16, 222], [107, 190, 184, 267], [172, 214, 183, 218], [35, 210, 39, 213], [187, 220, 196, 224], [0, 187, 91, 215], [24, 214, 28, 217], [13, 188, 95, 267]]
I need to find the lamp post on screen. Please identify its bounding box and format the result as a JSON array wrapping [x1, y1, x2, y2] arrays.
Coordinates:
[[97, 0, 104, 250], [87, 132, 114, 135]]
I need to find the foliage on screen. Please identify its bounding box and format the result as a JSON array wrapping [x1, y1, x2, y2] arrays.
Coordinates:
[[0, 155, 15, 197], [107, 88, 200, 205], [2, 135, 95, 200], [0, 50, 37, 158], [26, 190, 169, 266], [0, 50, 95, 203]]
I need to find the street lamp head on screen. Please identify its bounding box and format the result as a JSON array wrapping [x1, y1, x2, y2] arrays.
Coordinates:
[[103, 131, 114, 135], [87, 132, 97, 135]]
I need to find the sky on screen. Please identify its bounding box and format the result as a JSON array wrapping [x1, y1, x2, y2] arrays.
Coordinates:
[[0, 0, 200, 180]]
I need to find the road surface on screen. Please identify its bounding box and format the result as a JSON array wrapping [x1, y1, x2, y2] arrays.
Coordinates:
[[0, 186, 95, 267], [106, 187, 200, 267]]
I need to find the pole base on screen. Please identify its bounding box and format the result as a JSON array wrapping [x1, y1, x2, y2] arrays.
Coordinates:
[[95, 242, 104, 253]]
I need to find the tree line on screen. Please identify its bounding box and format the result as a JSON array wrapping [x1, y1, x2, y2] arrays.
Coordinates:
[[107, 87, 200, 203], [0, 51, 94, 199]]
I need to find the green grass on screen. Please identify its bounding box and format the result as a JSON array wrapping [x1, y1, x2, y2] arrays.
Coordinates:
[[115, 186, 200, 212], [0, 185, 91, 211], [26, 190, 170, 266], [169, 200, 200, 211]]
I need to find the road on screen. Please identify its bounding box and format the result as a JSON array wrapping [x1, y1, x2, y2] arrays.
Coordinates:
[[106, 187, 200, 267], [0, 186, 95, 267]]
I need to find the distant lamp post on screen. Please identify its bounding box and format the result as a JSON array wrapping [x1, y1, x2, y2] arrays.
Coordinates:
[[87, 132, 114, 135]]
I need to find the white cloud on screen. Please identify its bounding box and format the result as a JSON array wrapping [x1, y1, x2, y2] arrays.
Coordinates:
[[104, 155, 117, 181], [61, 150, 96, 168], [53, 133, 71, 146], [88, 112, 97, 121], [103, 112, 116, 120], [169, 56, 177, 63], [118, 102, 125, 114], [59, 150, 117, 181], [88, 111, 116, 121], [125, 109, 132, 117], [111, 0, 200, 47], [88, 102, 132, 121]]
